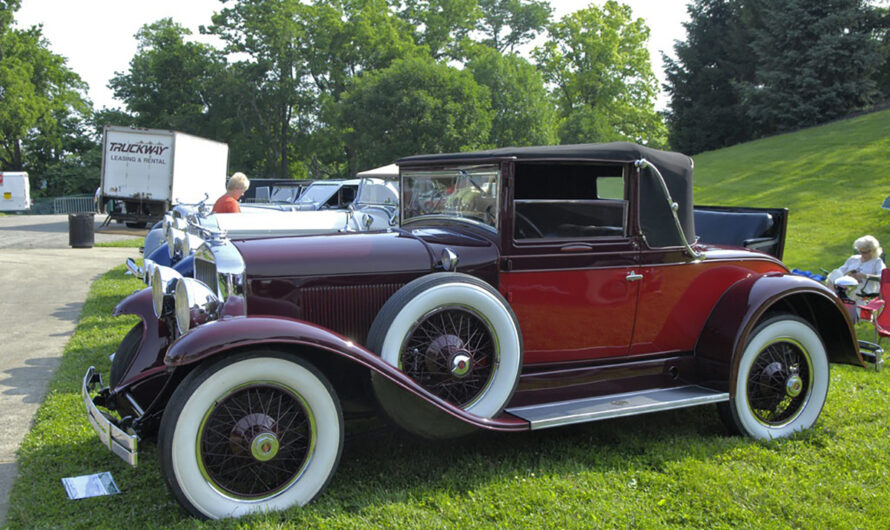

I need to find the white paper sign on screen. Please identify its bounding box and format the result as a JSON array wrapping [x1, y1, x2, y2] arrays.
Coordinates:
[[62, 472, 120, 500]]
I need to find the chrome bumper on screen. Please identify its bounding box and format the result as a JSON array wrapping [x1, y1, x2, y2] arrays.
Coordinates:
[[82, 366, 139, 466]]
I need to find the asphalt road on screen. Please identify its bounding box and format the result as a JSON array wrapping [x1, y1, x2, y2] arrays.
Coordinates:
[[0, 214, 143, 524]]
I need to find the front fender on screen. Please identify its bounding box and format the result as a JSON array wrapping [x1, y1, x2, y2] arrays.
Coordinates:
[[111, 287, 171, 388], [146, 243, 173, 268], [173, 254, 194, 277], [695, 273, 861, 393], [165, 316, 528, 432]]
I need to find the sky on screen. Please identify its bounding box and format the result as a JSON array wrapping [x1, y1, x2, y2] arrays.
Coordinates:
[[15, 0, 691, 111]]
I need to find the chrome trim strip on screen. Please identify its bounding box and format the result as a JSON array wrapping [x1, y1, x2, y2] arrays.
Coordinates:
[[82, 367, 139, 466], [506, 385, 729, 430]]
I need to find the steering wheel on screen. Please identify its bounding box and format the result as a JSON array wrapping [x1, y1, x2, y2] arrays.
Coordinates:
[[515, 211, 544, 239]]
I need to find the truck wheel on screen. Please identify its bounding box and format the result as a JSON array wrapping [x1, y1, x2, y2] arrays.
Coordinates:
[[720, 315, 829, 440], [368, 273, 522, 435], [158, 352, 343, 520], [109, 323, 143, 388]]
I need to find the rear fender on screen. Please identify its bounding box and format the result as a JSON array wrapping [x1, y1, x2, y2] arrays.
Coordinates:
[[695, 273, 861, 393], [165, 316, 528, 432]]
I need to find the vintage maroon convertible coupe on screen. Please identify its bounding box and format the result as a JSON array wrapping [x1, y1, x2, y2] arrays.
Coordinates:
[[83, 143, 862, 519]]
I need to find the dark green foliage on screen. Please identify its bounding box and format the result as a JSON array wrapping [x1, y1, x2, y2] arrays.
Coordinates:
[[665, 0, 886, 153], [869, 5, 890, 98], [663, 0, 755, 154], [334, 56, 493, 172], [739, 0, 881, 137]]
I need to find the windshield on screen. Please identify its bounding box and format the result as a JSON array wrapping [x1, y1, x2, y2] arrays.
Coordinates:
[[402, 166, 499, 230], [270, 186, 301, 203], [296, 183, 339, 205], [355, 178, 399, 207]]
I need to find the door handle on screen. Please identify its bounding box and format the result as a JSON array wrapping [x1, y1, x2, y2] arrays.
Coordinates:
[[626, 271, 643, 282], [560, 244, 593, 252]]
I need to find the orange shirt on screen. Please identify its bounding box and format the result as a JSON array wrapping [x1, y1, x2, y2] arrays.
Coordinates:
[[212, 194, 241, 213]]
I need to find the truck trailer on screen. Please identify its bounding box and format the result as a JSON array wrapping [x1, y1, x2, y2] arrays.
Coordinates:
[[98, 126, 228, 226], [0, 172, 30, 211]]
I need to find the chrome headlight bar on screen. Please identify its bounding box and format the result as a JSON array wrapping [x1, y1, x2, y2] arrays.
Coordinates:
[[151, 265, 183, 318], [174, 278, 221, 335]]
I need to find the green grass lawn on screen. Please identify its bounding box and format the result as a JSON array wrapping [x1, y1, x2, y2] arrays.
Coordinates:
[[694, 109, 890, 271], [6, 110, 890, 528], [95, 237, 145, 248]]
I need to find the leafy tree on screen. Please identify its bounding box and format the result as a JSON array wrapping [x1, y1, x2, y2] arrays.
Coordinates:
[[0, 22, 89, 173], [466, 45, 556, 146], [0, 0, 20, 30], [534, 1, 667, 147], [395, 0, 479, 59], [109, 19, 228, 136], [871, 4, 890, 98], [476, 0, 551, 53], [204, 0, 314, 178], [662, 0, 756, 154], [333, 56, 493, 173], [739, 0, 882, 137]]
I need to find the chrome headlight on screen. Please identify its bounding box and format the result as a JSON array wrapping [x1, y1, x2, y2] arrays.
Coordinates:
[[182, 233, 204, 257], [167, 228, 185, 259], [174, 278, 221, 335], [151, 265, 183, 318], [162, 213, 174, 237], [142, 258, 157, 284]]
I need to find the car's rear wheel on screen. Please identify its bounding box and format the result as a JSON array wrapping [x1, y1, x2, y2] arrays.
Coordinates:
[[158, 352, 343, 520], [720, 315, 829, 440], [368, 273, 522, 437]]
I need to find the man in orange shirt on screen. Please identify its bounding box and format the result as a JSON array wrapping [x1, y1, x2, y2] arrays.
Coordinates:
[[213, 172, 250, 213]]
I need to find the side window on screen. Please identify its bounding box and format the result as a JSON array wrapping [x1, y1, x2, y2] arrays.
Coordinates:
[[513, 163, 627, 240]]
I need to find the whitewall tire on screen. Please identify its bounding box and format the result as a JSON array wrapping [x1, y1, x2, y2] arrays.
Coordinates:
[[158, 352, 343, 520], [723, 315, 829, 440], [368, 273, 522, 425]]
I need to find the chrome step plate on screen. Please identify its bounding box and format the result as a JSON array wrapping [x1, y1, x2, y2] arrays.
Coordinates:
[[506, 385, 729, 430]]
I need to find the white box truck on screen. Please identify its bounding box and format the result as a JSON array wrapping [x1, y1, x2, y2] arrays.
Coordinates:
[[0, 172, 30, 211], [98, 126, 228, 226]]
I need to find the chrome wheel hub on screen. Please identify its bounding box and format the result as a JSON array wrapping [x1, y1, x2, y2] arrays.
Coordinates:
[[451, 353, 472, 377], [785, 374, 803, 398], [250, 432, 280, 462]]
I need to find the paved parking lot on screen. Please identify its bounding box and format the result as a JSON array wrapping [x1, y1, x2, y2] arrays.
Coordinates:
[[0, 214, 143, 524]]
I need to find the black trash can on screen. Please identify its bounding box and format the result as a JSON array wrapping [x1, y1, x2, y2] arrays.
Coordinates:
[[69, 212, 95, 248]]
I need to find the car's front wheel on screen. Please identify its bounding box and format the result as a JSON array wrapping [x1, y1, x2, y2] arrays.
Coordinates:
[[158, 351, 343, 520], [720, 315, 829, 440], [368, 273, 522, 438]]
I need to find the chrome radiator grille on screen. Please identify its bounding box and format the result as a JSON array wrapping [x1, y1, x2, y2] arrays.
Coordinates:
[[195, 257, 217, 292]]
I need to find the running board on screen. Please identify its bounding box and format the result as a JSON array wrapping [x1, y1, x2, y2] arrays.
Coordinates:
[[506, 385, 729, 430]]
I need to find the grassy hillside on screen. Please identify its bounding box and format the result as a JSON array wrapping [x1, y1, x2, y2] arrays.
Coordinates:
[[693, 108, 890, 271]]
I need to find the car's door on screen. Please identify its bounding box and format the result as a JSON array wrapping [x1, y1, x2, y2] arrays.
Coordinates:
[[499, 162, 640, 364]]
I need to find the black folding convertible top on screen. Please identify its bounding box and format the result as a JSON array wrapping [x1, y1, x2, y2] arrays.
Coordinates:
[[397, 142, 696, 248]]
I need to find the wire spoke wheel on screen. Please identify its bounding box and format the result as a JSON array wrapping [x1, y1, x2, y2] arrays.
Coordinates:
[[746, 340, 810, 426], [198, 383, 312, 499], [720, 315, 829, 441], [401, 306, 496, 408]]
